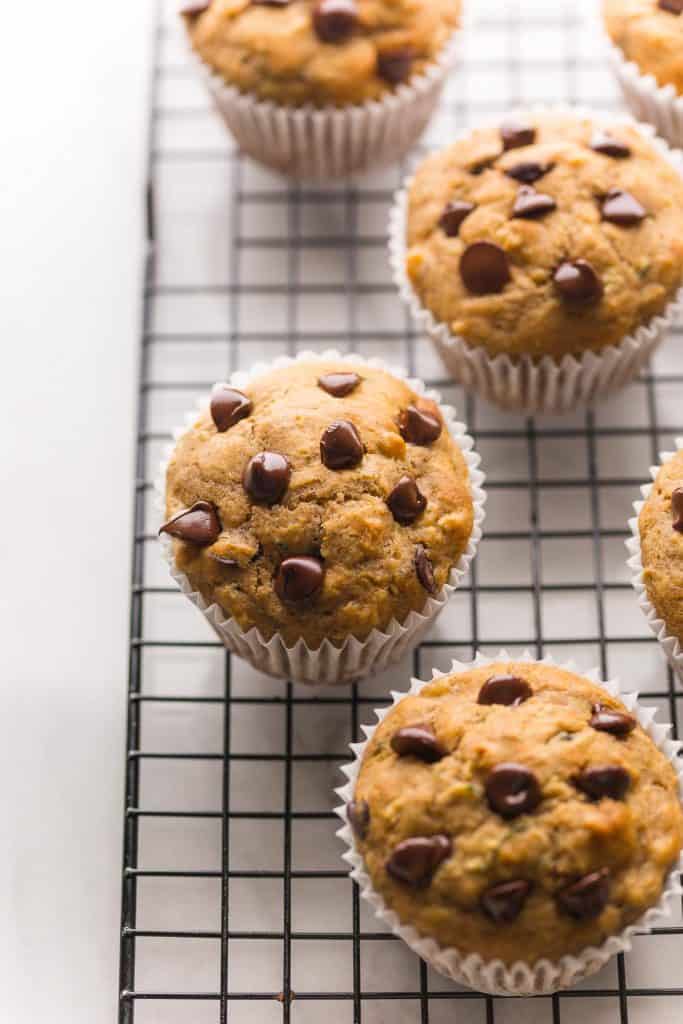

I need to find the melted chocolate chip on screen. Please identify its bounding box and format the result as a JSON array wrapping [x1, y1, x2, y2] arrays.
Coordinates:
[[460, 241, 511, 295], [672, 487, 683, 532], [347, 799, 370, 839], [659, 0, 683, 13], [590, 131, 631, 158], [159, 501, 221, 546], [485, 763, 541, 819], [274, 556, 324, 603], [415, 544, 438, 594], [398, 403, 442, 445], [556, 869, 610, 919], [501, 122, 536, 151], [387, 476, 427, 525], [511, 185, 557, 219], [391, 724, 446, 763], [312, 0, 357, 43], [377, 48, 414, 85], [210, 385, 252, 432], [180, 0, 211, 14], [574, 765, 630, 801], [478, 675, 532, 707], [589, 703, 636, 737], [243, 451, 291, 505], [601, 188, 647, 226], [320, 419, 363, 469], [386, 835, 451, 886], [318, 371, 361, 397], [480, 879, 532, 923], [505, 161, 553, 184], [553, 259, 603, 304], [439, 200, 475, 237]]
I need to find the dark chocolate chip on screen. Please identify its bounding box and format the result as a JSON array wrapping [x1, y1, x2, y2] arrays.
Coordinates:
[[159, 501, 221, 546], [320, 419, 363, 470], [391, 724, 446, 763], [415, 544, 438, 594], [386, 835, 451, 886], [243, 451, 291, 505], [460, 241, 511, 295], [553, 259, 603, 304], [398, 403, 442, 445], [556, 868, 610, 919], [210, 385, 252, 432], [672, 487, 683, 532], [589, 703, 636, 737], [180, 1, 211, 14], [209, 554, 239, 567], [439, 200, 475, 237], [318, 371, 361, 397], [347, 799, 370, 839], [377, 48, 414, 85], [485, 763, 542, 819], [274, 555, 324, 603], [480, 879, 532, 923], [312, 0, 357, 43], [387, 475, 427, 525], [659, 0, 683, 13], [501, 122, 536, 151], [511, 185, 557, 220], [477, 674, 532, 707], [505, 161, 553, 184], [590, 131, 631, 158], [601, 188, 647, 226], [573, 765, 631, 801]]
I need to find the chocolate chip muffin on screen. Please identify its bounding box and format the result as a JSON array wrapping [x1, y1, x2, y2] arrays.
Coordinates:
[[347, 661, 683, 965], [403, 112, 683, 360], [161, 359, 476, 650], [637, 448, 683, 648], [182, 0, 461, 107], [604, 0, 683, 95]]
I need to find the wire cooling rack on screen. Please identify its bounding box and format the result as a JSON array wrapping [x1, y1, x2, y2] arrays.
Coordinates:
[[120, 0, 683, 1020]]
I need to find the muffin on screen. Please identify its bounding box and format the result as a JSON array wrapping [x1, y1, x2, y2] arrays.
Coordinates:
[[339, 657, 683, 992], [159, 354, 484, 684], [390, 109, 683, 412], [180, 0, 462, 177]]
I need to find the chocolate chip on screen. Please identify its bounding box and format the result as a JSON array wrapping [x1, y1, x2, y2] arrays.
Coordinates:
[[505, 161, 553, 184], [439, 200, 475, 237], [318, 371, 361, 397], [159, 501, 221, 546], [556, 869, 610, 919], [210, 386, 252, 432], [601, 188, 647, 226], [659, 0, 683, 13], [553, 259, 603, 304], [320, 419, 363, 470], [477, 675, 532, 707], [485, 763, 541, 819], [347, 799, 370, 839], [312, 0, 357, 43], [480, 879, 532, 923], [377, 48, 414, 85], [415, 544, 438, 594], [180, 1, 211, 14], [460, 241, 511, 295], [391, 724, 446, 763], [398, 403, 442, 445], [672, 487, 683, 531], [590, 131, 631, 158], [589, 703, 636, 737], [386, 835, 451, 886], [511, 185, 557, 220], [501, 122, 536, 151], [274, 556, 324, 603], [387, 475, 427, 525], [243, 451, 291, 505], [574, 765, 631, 801]]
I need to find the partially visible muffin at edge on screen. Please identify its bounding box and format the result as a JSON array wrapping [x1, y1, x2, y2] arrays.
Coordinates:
[[604, 0, 683, 95], [639, 448, 683, 646], [162, 361, 474, 649]]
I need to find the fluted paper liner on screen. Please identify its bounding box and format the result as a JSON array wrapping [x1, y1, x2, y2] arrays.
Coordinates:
[[156, 350, 485, 686], [389, 106, 683, 413], [627, 436, 683, 679], [607, 42, 683, 150], [335, 650, 683, 995]]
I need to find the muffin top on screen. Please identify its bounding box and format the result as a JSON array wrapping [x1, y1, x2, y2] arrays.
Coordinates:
[[604, 0, 683, 95], [405, 112, 683, 360], [162, 360, 474, 649], [639, 449, 683, 644], [182, 0, 460, 108], [349, 661, 683, 965]]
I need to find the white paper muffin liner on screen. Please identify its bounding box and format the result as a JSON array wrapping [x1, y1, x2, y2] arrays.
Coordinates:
[[626, 436, 683, 678], [607, 41, 683, 150], [388, 105, 683, 414], [335, 650, 683, 995], [155, 350, 486, 686]]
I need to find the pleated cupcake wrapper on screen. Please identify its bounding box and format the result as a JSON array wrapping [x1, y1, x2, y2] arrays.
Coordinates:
[[388, 105, 683, 414], [607, 41, 683, 150], [156, 349, 486, 686], [334, 650, 683, 996], [626, 435, 683, 679]]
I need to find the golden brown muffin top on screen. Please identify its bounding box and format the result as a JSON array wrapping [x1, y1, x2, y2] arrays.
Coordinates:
[[604, 0, 683, 95], [639, 448, 683, 644]]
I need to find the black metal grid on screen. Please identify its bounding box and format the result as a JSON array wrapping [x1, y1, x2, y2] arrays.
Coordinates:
[[120, 0, 683, 1020]]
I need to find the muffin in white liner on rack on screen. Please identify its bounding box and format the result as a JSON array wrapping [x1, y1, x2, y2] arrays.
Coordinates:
[[156, 351, 485, 686], [607, 42, 683, 150], [335, 651, 683, 996]]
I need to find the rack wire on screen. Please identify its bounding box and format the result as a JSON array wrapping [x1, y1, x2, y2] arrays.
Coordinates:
[[120, 0, 683, 1020]]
